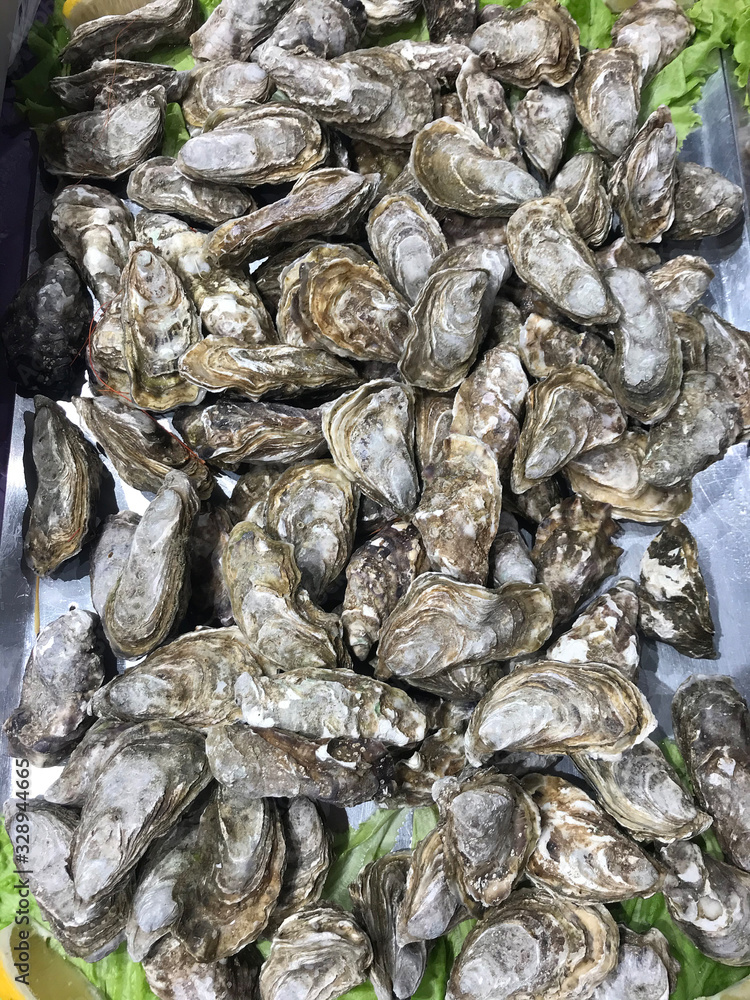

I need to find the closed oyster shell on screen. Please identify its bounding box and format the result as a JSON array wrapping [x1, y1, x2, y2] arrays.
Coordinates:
[[415, 389, 454, 477], [227, 468, 283, 526], [383, 39, 471, 85], [174, 400, 325, 468], [550, 153, 613, 247], [90, 626, 262, 727], [519, 313, 611, 380], [322, 380, 419, 514], [50, 59, 187, 110], [659, 841, 750, 967], [465, 659, 656, 764], [455, 55, 523, 165], [127, 156, 253, 228], [24, 396, 102, 577], [513, 85, 575, 181], [367, 193, 447, 303], [41, 89, 165, 179], [609, 105, 677, 244], [204, 168, 379, 267], [512, 366, 626, 494], [394, 728, 466, 807], [572, 738, 711, 844], [468, 0, 581, 88], [256, 0, 366, 59], [70, 721, 211, 903], [189, 506, 234, 626], [422, 0, 475, 42], [398, 826, 464, 942], [668, 161, 744, 240], [611, 0, 695, 84], [414, 433, 501, 585], [507, 198, 619, 326], [672, 310, 707, 371], [595, 236, 660, 273], [103, 471, 198, 659], [589, 926, 680, 1000], [4, 609, 104, 766], [410, 117, 542, 217], [696, 306, 750, 438], [572, 47, 642, 159], [260, 902, 373, 1000], [647, 255, 714, 313], [89, 292, 130, 395], [62, 0, 196, 64], [50, 184, 134, 306], [639, 519, 716, 659], [191, 0, 294, 60], [377, 574, 553, 684], [491, 516, 537, 589], [673, 674, 750, 873], [45, 718, 131, 808], [270, 797, 332, 930], [142, 936, 256, 1000], [182, 59, 271, 126], [350, 853, 427, 1000], [74, 394, 213, 499], [90, 511, 140, 621]]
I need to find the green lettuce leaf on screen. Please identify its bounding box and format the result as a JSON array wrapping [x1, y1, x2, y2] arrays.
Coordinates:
[[411, 806, 439, 847], [478, 0, 614, 47], [734, 9, 750, 92], [323, 807, 409, 910], [162, 101, 190, 156], [660, 739, 724, 860]]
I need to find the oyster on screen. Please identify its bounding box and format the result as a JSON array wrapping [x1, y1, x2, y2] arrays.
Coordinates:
[[414, 433, 502, 584], [260, 902, 373, 1000], [465, 659, 656, 764], [4, 609, 104, 766], [546, 580, 640, 679], [428, 243, 512, 321], [398, 826, 465, 944], [609, 106, 677, 244], [455, 55, 523, 165], [50, 59, 187, 110], [227, 468, 282, 526], [572, 47, 642, 159], [611, 0, 695, 84], [513, 85, 575, 181], [659, 841, 750, 966], [127, 157, 253, 228], [573, 737, 712, 844], [605, 266, 682, 424], [638, 519, 716, 659], [191, 0, 294, 60], [4, 799, 128, 962], [255, 240, 327, 312], [641, 371, 742, 488], [447, 889, 618, 1000], [668, 161, 744, 240], [322, 380, 419, 514], [647, 254, 714, 313], [595, 236, 660, 272], [255, 0, 366, 58], [507, 198, 619, 325], [62, 0, 196, 64], [46, 718, 131, 807], [24, 396, 102, 577], [468, 0, 581, 88], [439, 770, 540, 911], [89, 292, 130, 395], [177, 107, 328, 187], [234, 666, 426, 745], [204, 168, 379, 267], [142, 936, 255, 1000], [519, 313, 611, 380], [41, 89, 165, 179], [422, 0, 475, 42], [90, 511, 140, 622], [589, 926, 679, 1000], [491, 516, 537, 588], [207, 723, 390, 805], [74, 394, 213, 499], [673, 674, 750, 873], [266, 461, 358, 600], [182, 60, 271, 126], [522, 774, 663, 902], [70, 721, 211, 902], [507, 476, 563, 526], [672, 310, 707, 371], [350, 853, 427, 1000], [410, 117, 542, 217], [696, 307, 750, 438], [511, 366, 626, 494], [175, 787, 286, 960], [223, 521, 341, 672], [91, 627, 262, 727], [395, 728, 467, 807], [50, 184, 133, 306], [103, 471, 198, 659], [377, 574, 553, 685], [415, 389, 455, 476], [367, 193, 447, 303], [0, 252, 91, 397], [270, 798, 332, 928], [189, 506, 234, 626], [384, 39, 472, 86], [549, 153, 613, 247]]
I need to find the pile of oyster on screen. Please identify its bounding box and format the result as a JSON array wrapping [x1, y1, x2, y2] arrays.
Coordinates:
[[3, 0, 750, 996]]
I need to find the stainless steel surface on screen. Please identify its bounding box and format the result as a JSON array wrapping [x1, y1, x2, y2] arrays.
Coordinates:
[[1, 57, 749, 816]]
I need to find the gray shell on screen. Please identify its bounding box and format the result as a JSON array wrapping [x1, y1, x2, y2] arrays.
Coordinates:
[[255, 0, 366, 59], [549, 153, 613, 247], [62, 0, 196, 64], [142, 935, 256, 1000], [367, 193, 447, 303], [191, 0, 294, 60], [50, 59, 188, 110], [45, 718, 132, 808], [127, 156, 254, 228], [611, 0, 695, 84], [572, 47, 642, 159], [589, 926, 680, 1000], [269, 797, 332, 930], [697, 306, 750, 439], [455, 54, 523, 165], [519, 313, 612, 379], [397, 826, 465, 942], [668, 161, 744, 240], [547, 580, 640, 679], [513, 85, 576, 181], [182, 59, 272, 126], [647, 254, 714, 313], [90, 511, 140, 622]]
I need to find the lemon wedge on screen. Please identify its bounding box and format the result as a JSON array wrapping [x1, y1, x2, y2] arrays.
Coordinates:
[[0, 921, 104, 1000], [62, 0, 154, 30]]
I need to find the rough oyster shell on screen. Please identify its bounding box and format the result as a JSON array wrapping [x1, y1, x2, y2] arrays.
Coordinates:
[[507, 198, 619, 325], [572, 47, 642, 159], [671, 309, 707, 371], [519, 313, 611, 380], [89, 292, 130, 395], [191, 0, 293, 60], [367, 193, 447, 304], [468, 0, 581, 88], [182, 59, 271, 126], [103, 471, 198, 659], [127, 156, 253, 228], [410, 117, 542, 217], [260, 902, 373, 1000], [589, 926, 680, 1000], [659, 841, 750, 967], [491, 516, 537, 589], [270, 797, 332, 930], [62, 0, 196, 64], [204, 168, 379, 267], [611, 0, 695, 84], [189, 506, 234, 626], [422, 0, 475, 42], [398, 826, 465, 942], [377, 574, 553, 684], [595, 236, 660, 272], [24, 396, 102, 577], [465, 659, 656, 764], [415, 389, 454, 477], [697, 306, 750, 438], [549, 153, 613, 247], [4, 609, 104, 766], [573, 737, 712, 844], [50, 58, 187, 110], [383, 39, 471, 86], [647, 254, 714, 313], [50, 184, 134, 306], [522, 774, 663, 902], [41, 89, 165, 179], [227, 467, 283, 526], [639, 519, 716, 659], [673, 674, 750, 873], [141, 935, 256, 1000], [455, 55, 523, 165], [90, 511, 139, 623], [70, 720, 211, 903], [513, 85, 575, 181], [394, 728, 466, 807], [46, 718, 131, 807], [668, 161, 744, 240], [255, 0, 366, 59]]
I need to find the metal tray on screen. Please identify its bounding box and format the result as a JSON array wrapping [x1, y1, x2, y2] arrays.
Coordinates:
[[2, 55, 750, 810]]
